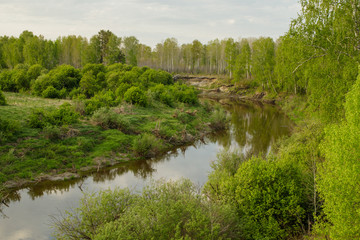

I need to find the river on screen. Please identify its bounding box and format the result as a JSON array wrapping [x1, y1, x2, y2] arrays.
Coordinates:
[[0, 99, 292, 240]]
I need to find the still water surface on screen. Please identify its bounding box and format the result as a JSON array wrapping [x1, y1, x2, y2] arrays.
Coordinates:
[[0, 99, 292, 240]]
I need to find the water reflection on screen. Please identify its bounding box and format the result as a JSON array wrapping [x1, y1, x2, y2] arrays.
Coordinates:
[[0, 99, 292, 240]]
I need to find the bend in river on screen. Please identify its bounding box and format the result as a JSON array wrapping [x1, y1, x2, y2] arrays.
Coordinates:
[[0, 99, 293, 240]]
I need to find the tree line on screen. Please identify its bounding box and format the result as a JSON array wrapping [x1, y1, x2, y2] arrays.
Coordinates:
[[0, 30, 273, 79]]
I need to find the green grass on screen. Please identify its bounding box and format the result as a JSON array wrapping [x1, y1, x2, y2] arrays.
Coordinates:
[[0, 92, 218, 184], [1, 92, 70, 123]]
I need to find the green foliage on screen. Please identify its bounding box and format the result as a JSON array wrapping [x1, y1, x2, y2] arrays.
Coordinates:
[[91, 107, 129, 131], [171, 83, 198, 105], [0, 70, 16, 91], [148, 84, 175, 107], [234, 157, 309, 239], [275, 0, 360, 121], [317, 68, 360, 239], [80, 71, 100, 98], [252, 37, 275, 90], [32, 65, 81, 97], [42, 125, 62, 140], [209, 108, 229, 130], [205, 150, 310, 240], [132, 133, 163, 157], [52, 179, 240, 240], [27, 64, 43, 82], [28, 103, 79, 128], [0, 117, 19, 143], [123, 86, 147, 106], [204, 150, 245, 202], [42, 86, 59, 98], [0, 90, 6, 105]]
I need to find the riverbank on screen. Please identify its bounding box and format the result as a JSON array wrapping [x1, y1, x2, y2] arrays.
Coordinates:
[[175, 75, 278, 104], [0, 92, 228, 189]]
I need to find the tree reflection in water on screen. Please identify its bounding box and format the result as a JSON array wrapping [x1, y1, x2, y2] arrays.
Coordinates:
[[3, 99, 292, 207]]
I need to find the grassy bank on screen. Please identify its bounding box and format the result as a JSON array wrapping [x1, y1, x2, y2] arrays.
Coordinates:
[[0, 92, 226, 187]]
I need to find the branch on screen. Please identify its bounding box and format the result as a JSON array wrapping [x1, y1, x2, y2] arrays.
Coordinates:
[[292, 54, 327, 74]]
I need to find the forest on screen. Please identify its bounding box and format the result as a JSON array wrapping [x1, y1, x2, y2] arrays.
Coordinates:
[[1, 0, 360, 239]]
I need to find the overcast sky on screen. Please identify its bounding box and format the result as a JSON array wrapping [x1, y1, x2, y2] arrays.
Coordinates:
[[0, 0, 300, 48]]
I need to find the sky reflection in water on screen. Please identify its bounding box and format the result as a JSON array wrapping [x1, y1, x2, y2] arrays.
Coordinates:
[[0, 99, 292, 240]]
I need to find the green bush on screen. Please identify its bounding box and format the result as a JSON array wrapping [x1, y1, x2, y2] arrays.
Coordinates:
[[80, 71, 100, 98], [91, 107, 129, 131], [49, 103, 80, 126], [0, 117, 19, 143], [27, 64, 43, 82], [205, 151, 310, 240], [28, 103, 79, 128], [28, 109, 48, 128], [0, 90, 6, 105], [149, 84, 175, 106], [132, 133, 163, 157], [12, 68, 29, 91], [316, 68, 360, 239], [52, 179, 240, 240], [115, 82, 131, 99], [0, 70, 16, 91], [171, 83, 198, 105], [32, 64, 81, 98], [209, 108, 229, 130], [234, 157, 309, 239], [124, 86, 147, 106], [176, 111, 196, 124], [42, 86, 59, 98], [42, 125, 62, 140], [83, 91, 119, 115]]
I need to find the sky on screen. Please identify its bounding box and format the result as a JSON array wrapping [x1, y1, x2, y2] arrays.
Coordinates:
[[0, 0, 300, 48]]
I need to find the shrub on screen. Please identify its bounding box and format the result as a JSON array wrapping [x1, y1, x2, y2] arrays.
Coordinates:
[[91, 107, 129, 131], [0, 70, 16, 91], [42, 125, 62, 140], [209, 108, 229, 130], [205, 151, 310, 240], [0, 90, 6, 105], [12, 68, 29, 91], [83, 91, 119, 115], [28, 103, 79, 128], [132, 133, 163, 157], [49, 103, 80, 126], [171, 84, 198, 105], [176, 111, 195, 124], [0, 117, 19, 143], [149, 84, 175, 106], [234, 157, 309, 239], [80, 71, 100, 98], [27, 64, 43, 82], [124, 86, 147, 106], [32, 74, 51, 96], [52, 179, 240, 240], [42, 86, 59, 98], [28, 109, 48, 128], [115, 83, 131, 99], [82, 63, 106, 77]]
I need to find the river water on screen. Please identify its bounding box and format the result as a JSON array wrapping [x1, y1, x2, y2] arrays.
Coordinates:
[[0, 99, 292, 240]]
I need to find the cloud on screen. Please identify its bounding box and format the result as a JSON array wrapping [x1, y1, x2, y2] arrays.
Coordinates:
[[0, 0, 300, 47]]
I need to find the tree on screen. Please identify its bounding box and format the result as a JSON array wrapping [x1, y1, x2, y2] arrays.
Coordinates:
[[190, 40, 202, 73], [252, 37, 275, 90], [318, 67, 360, 239], [234, 38, 251, 81], [123, 36, 139, 66], [80, 71, 100, 98], [276, 0, 360, 121], [224, 38, 238, 78], [105, 34, 125, 65]]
